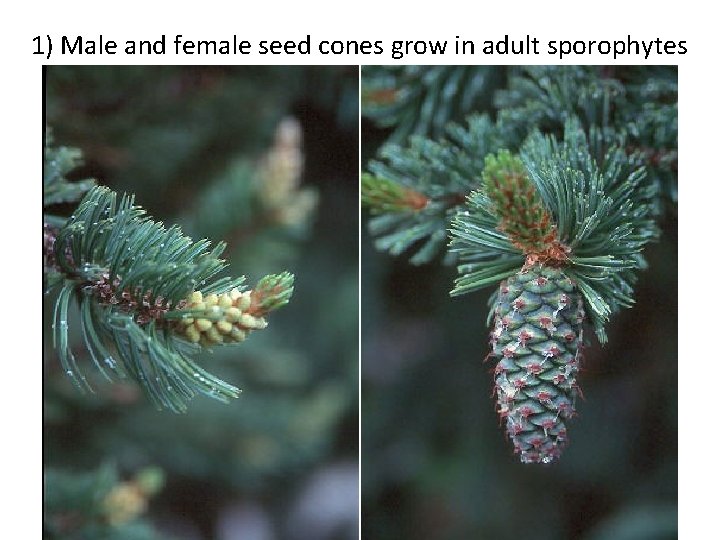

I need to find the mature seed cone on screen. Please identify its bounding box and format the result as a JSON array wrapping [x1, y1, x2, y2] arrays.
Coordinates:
[[490, 266, 585, 464]]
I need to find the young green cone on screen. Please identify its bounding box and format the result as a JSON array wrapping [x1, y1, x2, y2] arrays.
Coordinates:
[[491, 266, 584, 464]]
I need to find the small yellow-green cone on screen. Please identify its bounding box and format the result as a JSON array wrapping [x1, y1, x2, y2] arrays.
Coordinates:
[[173, 288, 270, 348], [102, 482, 147, 526]]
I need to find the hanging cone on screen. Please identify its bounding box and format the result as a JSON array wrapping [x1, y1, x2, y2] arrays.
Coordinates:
[[490, 266, 584, 463]]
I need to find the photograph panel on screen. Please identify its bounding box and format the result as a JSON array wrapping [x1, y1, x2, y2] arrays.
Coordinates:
[[43, 65, 359, 540], [361, 66, 677, 540]]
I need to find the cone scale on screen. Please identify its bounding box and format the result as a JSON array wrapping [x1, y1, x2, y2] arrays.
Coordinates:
[[490, 266, 584, 463]]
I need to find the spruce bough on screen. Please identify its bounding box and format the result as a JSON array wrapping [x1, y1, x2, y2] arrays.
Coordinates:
[[44, 138, 294, 413], [363, 107, 662, 462], [458, 130, 657, 462]]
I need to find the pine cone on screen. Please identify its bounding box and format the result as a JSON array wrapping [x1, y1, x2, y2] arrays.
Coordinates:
[[490, 266, 584, 463], [174, 289, 267, 347]]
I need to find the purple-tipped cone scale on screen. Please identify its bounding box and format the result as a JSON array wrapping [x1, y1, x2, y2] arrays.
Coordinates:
[[490, 266, 584, 464]]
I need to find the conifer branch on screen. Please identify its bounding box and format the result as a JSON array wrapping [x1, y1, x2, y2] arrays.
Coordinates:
[[361, 114, 502, 264], [362, 66, 673, 463], [44, 129, 95, 208], [496, 65, 677, 207], [450, 119, 659, 342], [363, 76, 663, 341], [362, 66, 499, 143], [365, 66, 677, 211], [45, 179, 294, 412], [361, 174, 429, 213]]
